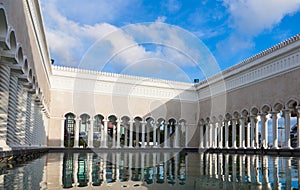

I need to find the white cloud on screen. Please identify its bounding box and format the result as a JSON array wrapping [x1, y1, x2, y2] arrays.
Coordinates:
[[155, 16, 167, 23], [223, 0, 300, 36], [163, 0, 182, 13], [42, 1, 217, 81]]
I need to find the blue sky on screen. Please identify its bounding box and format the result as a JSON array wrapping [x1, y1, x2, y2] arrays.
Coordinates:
[[40, 0, 300, 82]]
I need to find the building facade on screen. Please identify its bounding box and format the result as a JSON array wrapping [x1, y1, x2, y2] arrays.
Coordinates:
[[0, 0, 299, 151]]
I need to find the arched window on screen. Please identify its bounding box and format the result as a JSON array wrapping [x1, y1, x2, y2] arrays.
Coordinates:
[[64, 113, 75, 147]]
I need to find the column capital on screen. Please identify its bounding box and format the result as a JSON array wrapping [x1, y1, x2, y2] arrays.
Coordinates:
[[270, 111, 279, 115]]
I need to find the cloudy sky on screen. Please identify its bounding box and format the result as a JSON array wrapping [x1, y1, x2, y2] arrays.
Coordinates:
[[40, 0, 300, 82]]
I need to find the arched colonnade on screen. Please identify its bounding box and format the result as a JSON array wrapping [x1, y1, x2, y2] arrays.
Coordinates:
[[62, 113, 188, 149], [199, 99, 300, 149]]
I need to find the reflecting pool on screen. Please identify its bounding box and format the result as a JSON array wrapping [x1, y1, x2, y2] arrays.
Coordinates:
[[0, 151, 299, 189]]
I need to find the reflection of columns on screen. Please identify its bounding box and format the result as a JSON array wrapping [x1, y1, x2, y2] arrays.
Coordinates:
[[103, 120, 108, 148], [271, 112, 279, 149], [174, 122, 179, 148], [73, 153, 79, 186], [142, 122, 145, 148], [224, 154, 229, 182], [164, 123, 168, 148], [273, 157, 279, 189], [153, 122, 157, 147], [88, 154, 92, 185], [224, 120, 229, 148], [283, 110, 291, 148], [286, 158, 292, 189], [88, 119, 94, 148], [260, 114, 268, 148], [232, 119, 237, 148], [129, 121, 133, 148], [128, 153, 132, 180], [232, 155, 237, 182], [296, 106, 300, 149], [117, 120, 121, 148], [74, 118, 80, 148], [116, 153, 120, 181], [239, 117, 245, 148], [103, 153, 107, 183], [141, 152, 145, 180], [199, 124, 203, 148]]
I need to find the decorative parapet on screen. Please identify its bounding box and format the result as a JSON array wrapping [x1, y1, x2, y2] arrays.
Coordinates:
[[196, 33, 300, 100], [51, 65, 197, 102]]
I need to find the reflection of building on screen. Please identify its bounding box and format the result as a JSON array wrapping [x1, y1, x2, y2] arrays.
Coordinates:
[[0, 1, 300, 152], [1, 152, 300, 189]]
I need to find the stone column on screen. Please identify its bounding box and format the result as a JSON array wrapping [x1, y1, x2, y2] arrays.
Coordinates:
[[0, 65, 11, 150], [61, 117, 65, 147], [224, 120, 229, 148], [250, 115, 258, 148], [146, 125, 150, 146], [246, 122, 250, 148], [103, 119, 108, 148], [296, 106, 300, 149], [185, 123, 188, 148], [124, 124, 128, 147], [212, 121, 217, 148], [209, 122, 213, 148], [271, 112, 279, 149], [283, 109, 291, 148], [174, 122, 179, 148], [205, 124, 209, 148], [88, 119, 94, 148], [232, 119, 237, 148], [199, 123, 203, 148], [16, 84, 28, 146], [239, 117, 245, 148], [135, 123, 140, 148], [260, 114, 268, 148], [7, 73, 19, 146], [112, 123, 116, 148], [116, 120, 121, 148], [141, 121, 146, 148], [218, 120, 223, 148], [153, 122, 157, 147], [74, 118, 80, 148], [129, 121, 133, 148], [164, 122, 168, 148]]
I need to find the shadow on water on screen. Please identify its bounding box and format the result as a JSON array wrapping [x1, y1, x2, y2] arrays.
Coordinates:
[[0, 151, 299, 189]]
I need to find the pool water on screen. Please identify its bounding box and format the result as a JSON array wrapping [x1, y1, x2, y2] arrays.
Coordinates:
[[0, 151, 299, 189]]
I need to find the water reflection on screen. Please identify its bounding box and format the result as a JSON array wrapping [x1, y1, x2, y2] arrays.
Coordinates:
[[0, 152, 299, 189]]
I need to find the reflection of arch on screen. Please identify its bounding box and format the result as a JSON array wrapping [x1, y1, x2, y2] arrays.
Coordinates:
[[64, 112, 76, 147]]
